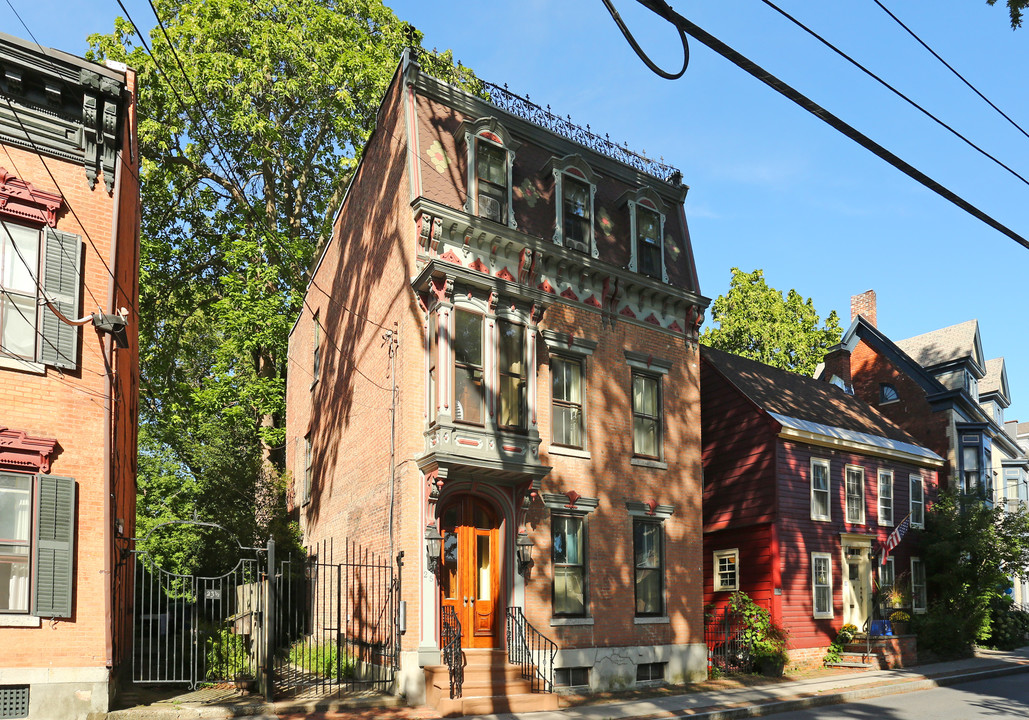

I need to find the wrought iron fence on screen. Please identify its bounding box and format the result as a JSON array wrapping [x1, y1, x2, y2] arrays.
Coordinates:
[[506, 607, 556, 693], [704, 607, 751, 674]]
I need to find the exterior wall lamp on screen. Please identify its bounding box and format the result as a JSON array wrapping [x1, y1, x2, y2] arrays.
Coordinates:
[[425, 524, 443, 573], [516, 531, 535, 575]]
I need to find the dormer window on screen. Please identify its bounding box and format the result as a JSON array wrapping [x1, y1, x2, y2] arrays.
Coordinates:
[[621, 188, 667, 282], [456, 118, 519, 230], [550, 155, 598, 257], [475, 137, 508, 224]]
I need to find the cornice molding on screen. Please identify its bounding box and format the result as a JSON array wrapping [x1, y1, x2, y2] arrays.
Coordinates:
[[0, 166, 62, 226]]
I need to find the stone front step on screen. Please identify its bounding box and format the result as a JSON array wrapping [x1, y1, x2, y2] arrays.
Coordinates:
[[424, 648, 559, 717]]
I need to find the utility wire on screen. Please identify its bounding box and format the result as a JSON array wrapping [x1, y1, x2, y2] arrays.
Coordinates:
[[759, 0, 1029, 188], [614, 0, 1029, 250], [871, 0, 1029, 144]]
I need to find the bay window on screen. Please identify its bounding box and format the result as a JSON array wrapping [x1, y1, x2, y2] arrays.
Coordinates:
[[497, 320, 526, 431], [454, 309, 484, 424]]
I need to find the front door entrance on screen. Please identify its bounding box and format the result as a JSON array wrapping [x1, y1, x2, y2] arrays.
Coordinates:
[[843, 546, 871, 630], [439, 496, 501, 648]]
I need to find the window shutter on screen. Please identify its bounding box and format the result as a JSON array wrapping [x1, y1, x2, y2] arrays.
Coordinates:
[[33, 475, 76, 618], [39, 229, 83, 369]]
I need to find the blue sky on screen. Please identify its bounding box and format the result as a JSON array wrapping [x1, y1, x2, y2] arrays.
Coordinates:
[[6, 0, 1028, 420]]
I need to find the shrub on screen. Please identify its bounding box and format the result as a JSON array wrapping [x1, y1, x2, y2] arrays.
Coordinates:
[[985, 597, 1029, 650], [204, 625, 251, 680], [727, 591, 789, 669], [287, 640, 352, 679], [823, 624, 858, 665]]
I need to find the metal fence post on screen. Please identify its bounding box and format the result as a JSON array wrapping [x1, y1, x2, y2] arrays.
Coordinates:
[[264, 536, 276, 702]]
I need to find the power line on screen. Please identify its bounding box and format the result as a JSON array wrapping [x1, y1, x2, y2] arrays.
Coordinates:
[[758, 0, 1029, 188], [614, 0, 1029, 250], [872, 0, 1029, 144]]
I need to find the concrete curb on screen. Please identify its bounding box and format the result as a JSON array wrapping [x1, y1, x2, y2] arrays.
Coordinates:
[[676, 662, 1029, 719]]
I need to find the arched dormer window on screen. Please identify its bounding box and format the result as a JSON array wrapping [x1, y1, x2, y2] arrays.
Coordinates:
[[547, 155, 598, 258], [879, 383, 899, 404], [455, 117, 519, 230], [619, 187, 667, 282]]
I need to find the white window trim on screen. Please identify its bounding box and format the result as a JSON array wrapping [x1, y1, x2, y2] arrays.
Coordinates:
[[878, 469, 894, 526], [845, 464, 866, 525], [812, 552, 834, 619], [627, 198, 667, 282], [810, 457, 831, 522], [713, 548, 739, 592], [550, 155, 599, 258], [910, 474, 925, 528], [457, 118, 519, 230], [911, 556, 927, 614]]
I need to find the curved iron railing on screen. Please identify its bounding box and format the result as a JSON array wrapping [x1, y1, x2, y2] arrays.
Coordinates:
[[440, 606, 463, 699], [506, 606, 556, 693]]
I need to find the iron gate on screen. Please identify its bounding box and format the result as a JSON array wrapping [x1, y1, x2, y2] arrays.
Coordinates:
[[115, 524, 403, 700], [705, 606, 752, 674]]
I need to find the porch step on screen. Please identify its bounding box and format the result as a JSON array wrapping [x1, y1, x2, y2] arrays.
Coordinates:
[[825, 650, 876, 670], [424, 648, 559, 717]]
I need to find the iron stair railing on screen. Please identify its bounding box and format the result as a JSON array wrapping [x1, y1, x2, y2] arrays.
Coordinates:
[[506, 606, 556, 693], [440, 606, 463, 699]]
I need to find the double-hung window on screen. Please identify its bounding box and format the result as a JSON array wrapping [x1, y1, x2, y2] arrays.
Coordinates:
[[911, 557, 927, 613], [812, 552, 833, 619], [303, 435, 313, 504], [0, 472, 76, 618], [551, 356, 584, 449], [634, 518, 664, 616], [632, 372, 661, 459], [311, 312, 321, 386], [878, 469, 894, 526], [552, 514, 587, 616], [811, 458, 831, 521], [878, 556, 895, 597], [0, 221, 82, 369], [562, 175, 591, 252], [475, 138, 508, 224], [713, 549, 739, 592], [846, 465, 865, 524], [635, 206, 662, 279], [910, 474, 925, 528], [497, 320, 526, 431], [453, 309, 485, 424]]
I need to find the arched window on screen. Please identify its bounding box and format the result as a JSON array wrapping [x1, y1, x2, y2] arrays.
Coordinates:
[[879, 383, 899, 404]]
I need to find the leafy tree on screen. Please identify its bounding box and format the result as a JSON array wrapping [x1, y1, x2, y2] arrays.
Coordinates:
[[987, 0, 1028, 28], [917, 491, 1029, 656], [87, 1, 467, 572], [700, 268, 842, 376]]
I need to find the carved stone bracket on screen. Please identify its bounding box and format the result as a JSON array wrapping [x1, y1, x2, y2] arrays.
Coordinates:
[[80, 69, 124, 193], [0, 167, 62, 227]]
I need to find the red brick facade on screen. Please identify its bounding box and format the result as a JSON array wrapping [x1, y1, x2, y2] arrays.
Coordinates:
[[0, 40, 139, 719], [285, 54, 708, 697]]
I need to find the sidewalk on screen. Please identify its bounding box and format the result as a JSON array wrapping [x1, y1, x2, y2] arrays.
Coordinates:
[[107, 646, 1029, 720]]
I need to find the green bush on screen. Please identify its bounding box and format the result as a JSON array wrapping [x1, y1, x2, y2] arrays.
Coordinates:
[[287, 640, 352, 679], [204, 625, 251, 679], [727, 592, 789, 668], [985, 597, 1029, 650], [823, 623, 858, 665]]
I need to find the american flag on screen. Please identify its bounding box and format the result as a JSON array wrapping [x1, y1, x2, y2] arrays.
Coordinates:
[[881, 514, 911, 565]]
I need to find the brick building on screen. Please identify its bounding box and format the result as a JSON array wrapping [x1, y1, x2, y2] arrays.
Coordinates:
[[0, 33, 139, 718], [701, 346, 941, 669], [285, 50, 709, 709]]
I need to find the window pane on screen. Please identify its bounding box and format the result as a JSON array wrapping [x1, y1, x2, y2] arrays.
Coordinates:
[[454, 311, 482, 367], [0, 475, 31, 542], [0, 544, 29, 612], [553, 516, 582, 565], [635, 568, 661, 614], [633, 375, 657, 416], [563, 177, 590, 244], [637, 208, 659, 245], [498, 375, 524, 427], [813, 463, 828, 491], [633, 417, 658, 457], [498, 322, 523, 375], [553, 406, 581, 447], [477, 141, 506, 185], [815, 584, 830, 615], [476, 535, 490, 601], [554, 566, 585, 615], [1, 294, 36, 359], [813, 491, 829, 519], [1, 223, 39, 293], [635, 522, 660, 569]]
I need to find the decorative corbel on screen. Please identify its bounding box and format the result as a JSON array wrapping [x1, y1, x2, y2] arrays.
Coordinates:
[[517, 248, 534, 285], [431, 218, 443, 253], [418, 213, 431, 250], [487, 290, 499, 314], [430, 276, 454, 304]]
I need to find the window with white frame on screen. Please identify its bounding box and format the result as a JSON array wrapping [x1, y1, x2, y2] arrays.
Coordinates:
[[457, 119, 518, 230], [551, 356, 584, 449], [552, 514, 587, 617], [878, 469, 894, 526], [713, 549, 739, 592], [550, 157, 597, 256], [811, 458, 831, 521], [812, 552, 833, 619], [910, 474, 925, 528], [622, 189, 667, 282], [879, 383, 899, 404], [846, 465, 865, 524], [878, 556, 895, 598], [911, 557, 927, 613], [0, 472, 76, 618], [0, 221, 82, 369], [453, 308, 485, 425]]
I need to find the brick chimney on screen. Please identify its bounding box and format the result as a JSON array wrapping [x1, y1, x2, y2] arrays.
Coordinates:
[[821, 345, 852, 392], [851, 289, 877, 327]]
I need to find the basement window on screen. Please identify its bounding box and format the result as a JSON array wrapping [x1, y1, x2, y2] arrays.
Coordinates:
[[554, 666, 590, 687], [636, 661, 665, 682]]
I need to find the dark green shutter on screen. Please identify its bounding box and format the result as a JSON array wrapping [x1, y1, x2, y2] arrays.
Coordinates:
[[39, 229, 83, 369], [33, 475, 76, 618]]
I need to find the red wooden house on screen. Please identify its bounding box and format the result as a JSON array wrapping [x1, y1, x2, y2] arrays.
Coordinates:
[[700, 346, 942, 665]]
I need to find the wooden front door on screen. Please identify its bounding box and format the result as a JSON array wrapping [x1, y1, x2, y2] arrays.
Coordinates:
[[843, 548, 870, 629], [439, 497, 501, 648]]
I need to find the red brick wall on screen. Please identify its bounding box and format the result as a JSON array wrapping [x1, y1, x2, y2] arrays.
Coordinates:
[[0, 74, 139, 671]]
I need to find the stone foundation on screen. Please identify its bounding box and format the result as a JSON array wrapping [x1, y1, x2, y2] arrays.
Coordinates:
[[787, 635, 918, 672]]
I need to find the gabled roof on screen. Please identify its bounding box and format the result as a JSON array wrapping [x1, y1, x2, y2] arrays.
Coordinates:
[[702, 346, 920, 445], [895, 319, 984, 375], [980, 358, 1010, 406]]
